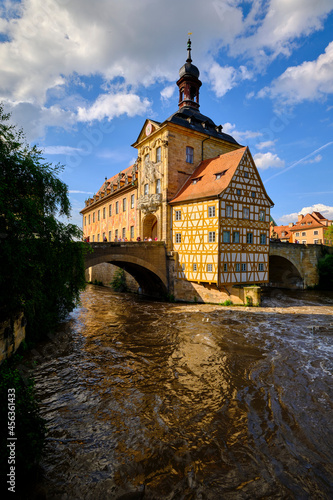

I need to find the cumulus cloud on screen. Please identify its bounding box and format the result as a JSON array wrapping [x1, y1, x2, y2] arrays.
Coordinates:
[[222, 122, 262, 143], [253, 152, 285, 170], [256, 140, 276, 150], [208, 63, 252, 98], [230, 0, 333, 66], [258, 41, 333, 106], [279, 204, 333, 223], [160, 85, 176, 101], [77, 93, 151, 122]]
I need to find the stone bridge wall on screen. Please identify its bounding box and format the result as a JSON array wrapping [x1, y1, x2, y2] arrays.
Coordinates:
[[269, 242, 333, 288]]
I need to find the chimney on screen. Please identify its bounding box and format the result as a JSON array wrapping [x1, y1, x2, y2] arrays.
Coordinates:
[[288, 222, 294, 227], [298, 214, 304, 222]]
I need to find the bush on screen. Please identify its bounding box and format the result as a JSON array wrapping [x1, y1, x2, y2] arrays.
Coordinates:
[[0, 359, 46, 491], [110, 268, 128, 292], [318, 254, 333, 290]]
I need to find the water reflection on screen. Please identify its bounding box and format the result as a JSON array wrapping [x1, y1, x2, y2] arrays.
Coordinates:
[[28, 286, 333, 499]]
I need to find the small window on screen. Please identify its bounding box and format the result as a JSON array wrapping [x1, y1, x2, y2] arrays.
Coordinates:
[[98, 210, 100, 221], [208, 231, 216, 243], [193, 263, 197, 271], [115, 229, 118, 240], [97, 233, 100, 242], [259, 210, 265, 221], [302, 240, 306, 244], [130, 226, 134, 239], [103, 232, 106, 241], [241, 263, 247, 271], [260, 233, 267, 244], [116, 201, 119, 214], [192, 176, 202, 185], [123, 198, 126, 212], [109, 204, 112, 216], [208, 206, 216, 217], [223, 263, 228, 272], [175, 210, 181, 221], [122, 228, 126, 239], [281, 231, 285, 237], [103, 207, 106, 219], [93, 212, 95, 223], [156, 146, 161, 162], [92, 235, 95, 242], [233, 231, 240, 243], [156, 178, 161, 194], [243, 208, 250, 219], [259, 263, 264, 271], [215, 170, 227, 179], [84, 216, 86, 226], [307, 222, 311, 225], [144, 183, 149, 195], [186, 146, 194, 163], [131, 194, 135, 209], [314, 239, 319, 244], [295, 232, 299, 236], [235, 263, 240, 272], [176, 233, 181, 243], [88, 214, 91, 224], [223, 231, 230, 243], [302, 232, 306, 236], [247, 232, 253, 244], [313, 230, 318, 235], [251, 191, 256, 198], [109, 230, 111, 241], [207, 264, 213, 272], [244, 171, 249, 178], [236, 189, 241, 196], [226, 205, 233, 218]]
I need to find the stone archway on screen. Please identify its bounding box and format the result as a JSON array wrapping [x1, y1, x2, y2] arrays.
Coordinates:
[[142, 213, 158, 240], [269, 255, 304, 289]]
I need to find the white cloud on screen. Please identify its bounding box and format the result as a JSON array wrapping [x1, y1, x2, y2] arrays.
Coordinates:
[[68, 190, 94, 194], [253, 152, 285, 170], [256, 140, 276, 150], [77, 93, 151, 122], [208, 62, 252, 97], [279, 204, 333, 223], [258, 41, 333, 105], [222, 122, 262, 143], [303, 154, 322, 164], [160, 85, 176, 100], [44, 146, 84, 155], [230, 0, 333, 66]]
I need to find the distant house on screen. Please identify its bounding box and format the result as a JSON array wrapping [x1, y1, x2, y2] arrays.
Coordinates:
[[271, 211, 333, 245]]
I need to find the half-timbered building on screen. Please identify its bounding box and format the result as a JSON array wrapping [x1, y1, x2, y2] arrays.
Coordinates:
[[81, 38, 274, 302]]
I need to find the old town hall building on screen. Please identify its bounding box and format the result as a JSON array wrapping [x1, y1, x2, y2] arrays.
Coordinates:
[[81, 39, 274, 303]]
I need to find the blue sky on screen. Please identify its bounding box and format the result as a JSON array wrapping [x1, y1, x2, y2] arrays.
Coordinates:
[[1, 0, 333, 227]]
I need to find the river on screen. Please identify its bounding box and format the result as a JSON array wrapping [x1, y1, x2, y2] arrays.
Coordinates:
[[26, 286, 333, 499]]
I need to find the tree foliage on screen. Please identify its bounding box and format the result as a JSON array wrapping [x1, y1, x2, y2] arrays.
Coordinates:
[[324, 225, 333, 245], [318, 254, 333, 290], [0, 104, 86, 341]]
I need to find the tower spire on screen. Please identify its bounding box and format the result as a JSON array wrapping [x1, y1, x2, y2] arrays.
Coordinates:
[[177, 36, 202, 111]]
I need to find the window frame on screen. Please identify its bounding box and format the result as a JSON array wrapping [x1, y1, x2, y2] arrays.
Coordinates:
[[208, 231, 216, 243], [186, 146, 194, 164]]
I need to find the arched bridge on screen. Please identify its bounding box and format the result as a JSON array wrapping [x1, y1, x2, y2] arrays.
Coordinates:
[[84, 241, 331, 294], [269, 241, 332, 289], [85, 242, 169, 297]]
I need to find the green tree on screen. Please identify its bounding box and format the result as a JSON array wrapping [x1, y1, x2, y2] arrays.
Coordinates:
[[0, 104, 86, 341], [324, 225, 333, 245], [318, 254, 333, 290]]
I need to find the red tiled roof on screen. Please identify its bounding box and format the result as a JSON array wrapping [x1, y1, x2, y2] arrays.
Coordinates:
[[97, 165, 134, 194], [170, 147, 247, 203], [290, 212, 326, 231], [270, 225, 292, 240]]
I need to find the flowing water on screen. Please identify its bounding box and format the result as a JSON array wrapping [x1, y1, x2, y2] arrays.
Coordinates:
[[26, 286, 333, 499]]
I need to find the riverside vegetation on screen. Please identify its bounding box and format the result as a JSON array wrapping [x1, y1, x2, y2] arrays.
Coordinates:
[[0, 104, 87, 492]]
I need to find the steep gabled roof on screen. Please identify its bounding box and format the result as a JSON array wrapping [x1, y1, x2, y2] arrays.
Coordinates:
[[290, 212, 326, 231], [170, 147, 247, 204]]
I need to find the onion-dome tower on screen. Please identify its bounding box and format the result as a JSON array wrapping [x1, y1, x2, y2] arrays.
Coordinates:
[[177, 37, 202, 110]]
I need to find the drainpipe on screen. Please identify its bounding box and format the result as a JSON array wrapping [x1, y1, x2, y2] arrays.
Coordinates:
[[201, 137, 210, 160]]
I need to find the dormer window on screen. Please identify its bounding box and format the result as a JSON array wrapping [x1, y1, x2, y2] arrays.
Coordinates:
[[215, 170, 227, 179], [192, 176, 202, 185]]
